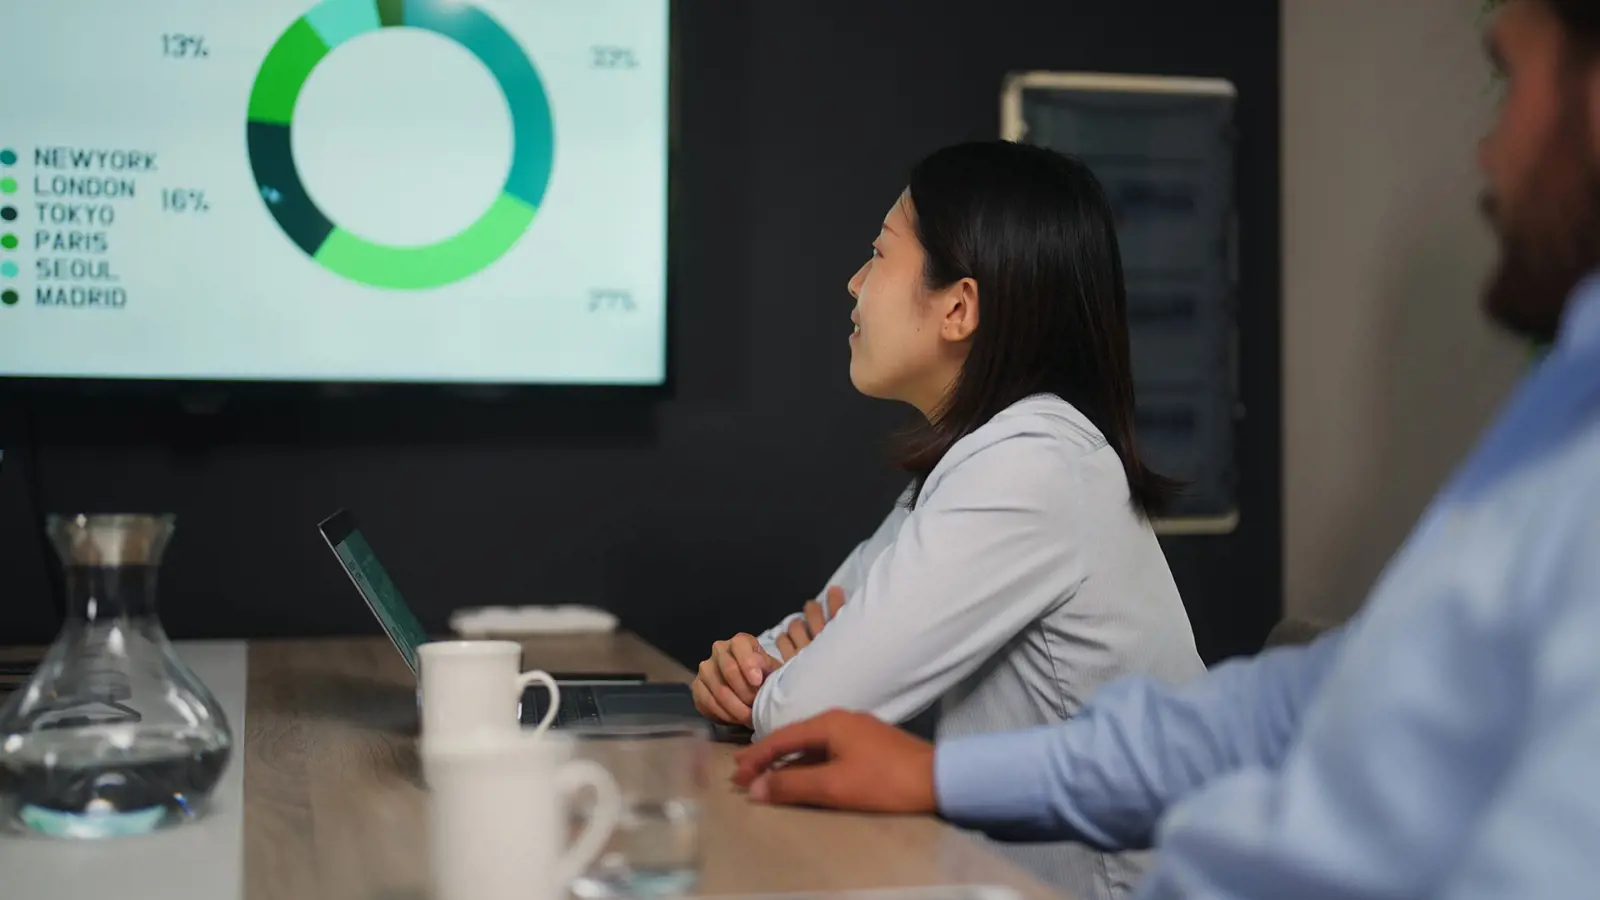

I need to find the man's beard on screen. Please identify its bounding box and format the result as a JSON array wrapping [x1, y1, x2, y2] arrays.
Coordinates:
[[1484, 104, 1600, 343]]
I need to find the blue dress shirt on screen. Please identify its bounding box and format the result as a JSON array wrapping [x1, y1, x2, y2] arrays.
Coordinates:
[[935, 273, 1600, 900]]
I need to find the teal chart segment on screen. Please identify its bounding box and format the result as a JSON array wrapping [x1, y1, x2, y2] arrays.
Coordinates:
[[245, 0, 554, 289]]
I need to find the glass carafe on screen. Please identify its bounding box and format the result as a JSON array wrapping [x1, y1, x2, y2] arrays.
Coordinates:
[[0, 514, 233, 838]]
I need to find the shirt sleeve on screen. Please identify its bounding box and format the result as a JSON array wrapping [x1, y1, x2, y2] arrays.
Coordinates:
[[1432, 521, 1600, 900], [755, 488, 911, 659], [750, 433, 1087, 736], [934, 627, 1347, 851]]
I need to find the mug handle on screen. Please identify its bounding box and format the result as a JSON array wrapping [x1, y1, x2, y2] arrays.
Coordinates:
[[552, 758, 622, 886], [515, 669, 561, 736]]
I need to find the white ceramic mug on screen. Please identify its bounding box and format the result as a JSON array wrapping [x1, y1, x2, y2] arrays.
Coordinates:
[[423, 732, 622, 900], [418, 640, 560, 742]]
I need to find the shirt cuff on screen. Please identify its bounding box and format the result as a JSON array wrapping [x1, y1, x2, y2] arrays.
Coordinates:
[[757, 635, 783, 660], [757, 613, 802, 661], [934, 726, 1059, 827]]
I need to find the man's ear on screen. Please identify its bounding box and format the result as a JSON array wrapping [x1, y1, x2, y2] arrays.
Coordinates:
[[940, 278, 980, 342]]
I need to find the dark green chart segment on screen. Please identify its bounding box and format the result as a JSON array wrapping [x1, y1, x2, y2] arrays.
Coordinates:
[[245, 0, 554, 290]]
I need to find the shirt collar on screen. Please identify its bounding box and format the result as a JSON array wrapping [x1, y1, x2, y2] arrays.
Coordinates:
[[1557, 269, 1600, 354]]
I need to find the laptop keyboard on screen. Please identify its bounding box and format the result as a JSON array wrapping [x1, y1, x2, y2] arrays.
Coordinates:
[[555, 688, 602, 726], [524, 685, 604, 727], [521, 682, 700, 728]]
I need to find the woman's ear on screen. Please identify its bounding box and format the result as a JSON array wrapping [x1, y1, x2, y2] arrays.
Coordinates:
[[940, 277, 980, 342]]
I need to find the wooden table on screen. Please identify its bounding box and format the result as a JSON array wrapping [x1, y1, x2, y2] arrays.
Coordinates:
[[1, 635, 1068, 900], [245, 634, 1067, 900]]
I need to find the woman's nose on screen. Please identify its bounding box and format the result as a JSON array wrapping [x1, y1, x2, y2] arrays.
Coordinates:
[[847, 263, 867, 300]]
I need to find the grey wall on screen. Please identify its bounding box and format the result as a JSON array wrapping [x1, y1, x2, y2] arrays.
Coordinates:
[[1282, 0, 1524, 623]]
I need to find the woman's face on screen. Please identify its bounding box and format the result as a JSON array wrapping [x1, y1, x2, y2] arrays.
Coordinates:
[[845, 191, 977, 417]]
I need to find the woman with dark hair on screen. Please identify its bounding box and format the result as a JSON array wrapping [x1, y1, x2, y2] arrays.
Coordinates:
[[692, 141, 1204, 897]]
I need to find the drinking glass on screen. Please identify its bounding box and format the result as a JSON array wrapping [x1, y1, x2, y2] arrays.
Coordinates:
[[566, 717, 709, 898]]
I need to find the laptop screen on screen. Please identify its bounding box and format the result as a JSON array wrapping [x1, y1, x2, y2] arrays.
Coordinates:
[[318, 510, 431, 675]]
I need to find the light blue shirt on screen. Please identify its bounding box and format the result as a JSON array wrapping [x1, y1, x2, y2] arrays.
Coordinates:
[[935, 274, 1600, 900]]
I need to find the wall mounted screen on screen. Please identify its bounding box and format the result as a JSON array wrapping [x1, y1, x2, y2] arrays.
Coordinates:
[[0, 0, 669, 385]]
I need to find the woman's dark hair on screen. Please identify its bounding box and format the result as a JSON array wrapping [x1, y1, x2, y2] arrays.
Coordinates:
[[892, 140, 1179, 517], [1549, 0, 1600, 44]]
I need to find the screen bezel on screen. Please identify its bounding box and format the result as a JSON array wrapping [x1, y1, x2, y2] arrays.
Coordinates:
[[0, 0, 680, 399], [318, 507, 360, 548]]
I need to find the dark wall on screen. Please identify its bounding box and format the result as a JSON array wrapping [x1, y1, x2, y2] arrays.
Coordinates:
[[0, 0, 1280, 667]]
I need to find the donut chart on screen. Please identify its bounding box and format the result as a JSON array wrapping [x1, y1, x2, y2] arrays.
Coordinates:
[[245, 0, 554, 290]]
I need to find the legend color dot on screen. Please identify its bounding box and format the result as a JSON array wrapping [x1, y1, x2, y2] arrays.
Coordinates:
[[1, 289, 16, 306], [0, 149, 14, 166], [0, 234, 14, 250], [0, 178, 14, 194], [0, 262, 16, 278], [0, 207, 14, 222]]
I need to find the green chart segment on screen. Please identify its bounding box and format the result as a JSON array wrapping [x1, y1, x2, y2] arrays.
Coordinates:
[[245, 0, 554, 289]]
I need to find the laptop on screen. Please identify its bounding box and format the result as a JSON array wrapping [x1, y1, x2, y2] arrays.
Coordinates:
[[317, 509, 702, 729]]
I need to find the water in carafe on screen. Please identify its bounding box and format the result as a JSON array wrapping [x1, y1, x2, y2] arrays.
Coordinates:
[[0, 514, 233, 838]]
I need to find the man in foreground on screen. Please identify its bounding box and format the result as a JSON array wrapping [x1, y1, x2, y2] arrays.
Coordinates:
[[732, 1, 1600, 897]]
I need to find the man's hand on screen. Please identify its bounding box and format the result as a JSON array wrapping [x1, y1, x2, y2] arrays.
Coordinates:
[[776, 586, 848, 661], [731, 710, 937, 814], [692, 633, 782, 727]]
